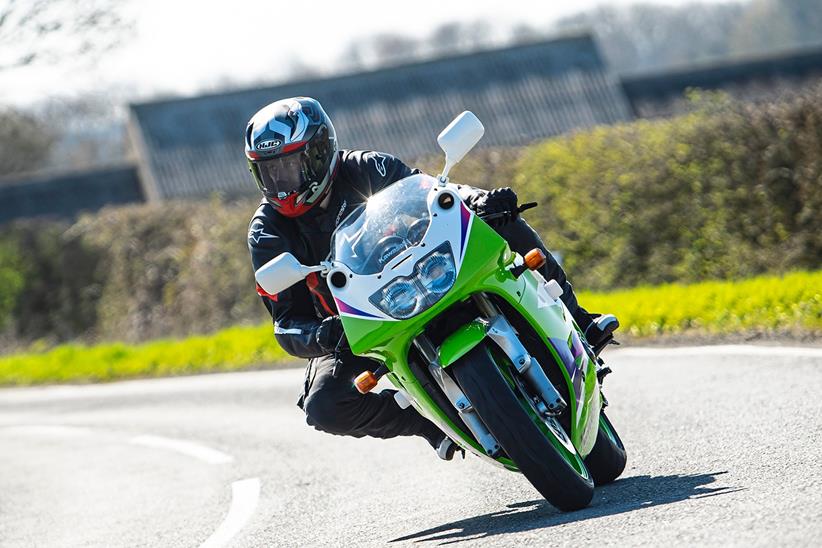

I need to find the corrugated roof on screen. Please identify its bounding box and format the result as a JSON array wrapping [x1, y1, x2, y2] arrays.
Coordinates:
[[0, 164, 143, 225], [129, 33, 632, 201]]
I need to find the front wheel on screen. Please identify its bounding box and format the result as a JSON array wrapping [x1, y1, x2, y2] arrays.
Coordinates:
[[584, 412, 627, 485], [451, 343, 594, 511]]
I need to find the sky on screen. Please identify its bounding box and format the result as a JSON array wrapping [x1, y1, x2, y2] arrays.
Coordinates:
[[0, 0, 732, 107]]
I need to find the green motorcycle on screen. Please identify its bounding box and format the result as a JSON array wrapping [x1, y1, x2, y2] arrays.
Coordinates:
[[256, 112, 627, 511]]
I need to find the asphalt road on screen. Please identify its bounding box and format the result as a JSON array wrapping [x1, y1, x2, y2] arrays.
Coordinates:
[[1, 344, 821, 547]]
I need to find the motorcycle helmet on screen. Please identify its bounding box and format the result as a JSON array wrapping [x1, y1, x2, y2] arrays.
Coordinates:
[[245, 97, 338, 217]]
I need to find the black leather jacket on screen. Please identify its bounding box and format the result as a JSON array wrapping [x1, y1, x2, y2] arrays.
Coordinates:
[[248, 150, 419, 358]]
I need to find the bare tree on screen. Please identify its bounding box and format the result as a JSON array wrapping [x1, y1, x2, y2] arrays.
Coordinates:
[[0, 0, 134, 71], [430, 20, 494, 56], [37, 94, 131, 170], [369, 33, 421, 65], [556, 3, 746, 73], [338, 41, 367, 72], [509, 24, 546, 45], [731, 0, 822, 54], [0, 107, 56, 178], [430, 22, 463, 55]]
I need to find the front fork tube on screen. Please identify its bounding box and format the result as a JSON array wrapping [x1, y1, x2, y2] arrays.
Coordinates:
[[473, 294, 567, 416], [413, 335, 502, 457]]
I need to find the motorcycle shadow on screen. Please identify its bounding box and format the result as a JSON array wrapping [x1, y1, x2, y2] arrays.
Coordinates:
[[390, 471, 742, 545]]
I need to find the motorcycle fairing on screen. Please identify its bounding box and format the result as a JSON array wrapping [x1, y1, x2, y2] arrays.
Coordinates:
[[328, 174, 472, 322]]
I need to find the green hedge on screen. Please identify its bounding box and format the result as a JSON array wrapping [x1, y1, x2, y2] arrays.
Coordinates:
[[514, 90, 822, 291], [0, 199, 262, 348]]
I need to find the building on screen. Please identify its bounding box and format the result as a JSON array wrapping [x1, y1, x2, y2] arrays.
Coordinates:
[[127, 33, 631, 202], [622, 45, 822, 118], [0, 165, 142, 225]]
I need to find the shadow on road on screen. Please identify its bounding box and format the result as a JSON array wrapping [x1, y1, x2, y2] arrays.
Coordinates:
[[391, 471, 742, 545]]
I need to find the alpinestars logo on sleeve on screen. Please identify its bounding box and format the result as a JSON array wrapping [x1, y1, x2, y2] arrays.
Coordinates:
[[248, 221, 276, 244], [334, 199, 348, 226], [373, 154, 387, 177]]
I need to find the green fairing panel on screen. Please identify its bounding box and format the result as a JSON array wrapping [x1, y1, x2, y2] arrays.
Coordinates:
[[508, 269, 601, 456], [439, 319, 488, 367]]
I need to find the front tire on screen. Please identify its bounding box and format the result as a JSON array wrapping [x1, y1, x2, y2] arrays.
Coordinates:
[[584, 412, 627, 485], [451, 343, 594, 511]]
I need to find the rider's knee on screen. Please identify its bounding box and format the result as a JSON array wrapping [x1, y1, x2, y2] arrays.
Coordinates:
[[303, 391, 355, 435]]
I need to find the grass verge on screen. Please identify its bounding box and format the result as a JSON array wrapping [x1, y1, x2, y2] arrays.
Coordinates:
[[1, 271, 819, 386], [0, 325, 290, 386], [580, 270, 822, 337]]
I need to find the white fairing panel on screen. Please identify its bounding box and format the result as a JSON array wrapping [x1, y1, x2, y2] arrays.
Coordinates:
[[328, 174, 472, 321]]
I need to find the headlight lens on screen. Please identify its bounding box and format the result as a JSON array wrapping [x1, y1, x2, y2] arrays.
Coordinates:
[[370, 243, 456, 319], [418, 250, 456, 295], [380, 280, 420, 319]]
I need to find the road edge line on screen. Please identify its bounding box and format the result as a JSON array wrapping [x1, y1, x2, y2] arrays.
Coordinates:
[[200, 478, 261, 548], [613, 344, 822, 359], [129, 435, 234, 464]]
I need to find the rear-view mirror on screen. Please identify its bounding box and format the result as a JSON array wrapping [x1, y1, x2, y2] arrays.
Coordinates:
[[438, 111, 485, 179], [255, 253, 323, 297]]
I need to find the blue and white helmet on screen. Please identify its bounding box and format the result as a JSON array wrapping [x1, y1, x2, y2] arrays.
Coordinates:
[[245, 97, 338, 217]]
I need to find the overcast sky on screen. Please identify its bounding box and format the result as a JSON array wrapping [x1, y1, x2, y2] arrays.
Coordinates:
[[1, 0, 733, 106]]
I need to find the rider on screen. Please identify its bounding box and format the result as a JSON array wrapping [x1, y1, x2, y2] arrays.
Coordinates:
[[246, 97, 618, 460]]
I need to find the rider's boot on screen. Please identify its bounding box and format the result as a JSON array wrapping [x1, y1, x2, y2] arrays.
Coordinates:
[[583, 314, 620, 349], [434, 435, 464, 461]]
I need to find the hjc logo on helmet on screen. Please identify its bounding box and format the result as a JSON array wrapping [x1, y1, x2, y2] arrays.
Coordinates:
[[256, 139, 282, 151]]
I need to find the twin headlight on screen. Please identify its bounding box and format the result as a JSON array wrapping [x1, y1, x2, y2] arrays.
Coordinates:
[[369, 243, 457, 319]]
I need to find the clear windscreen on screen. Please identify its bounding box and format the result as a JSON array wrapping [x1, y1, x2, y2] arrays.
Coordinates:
[[330, 174, 436, 275]]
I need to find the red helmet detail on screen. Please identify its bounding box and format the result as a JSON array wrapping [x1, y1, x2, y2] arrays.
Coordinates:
[[281, 140, 307, 154]]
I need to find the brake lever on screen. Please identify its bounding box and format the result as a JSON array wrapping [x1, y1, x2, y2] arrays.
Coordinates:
[[479, 201, 539, 222], [479, 211, 507, 222]]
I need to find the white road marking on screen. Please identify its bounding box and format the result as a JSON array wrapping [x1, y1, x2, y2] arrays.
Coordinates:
[[614, 344, 822, 359], [129, 435, 234, 464], [200, 478, 261, 548]]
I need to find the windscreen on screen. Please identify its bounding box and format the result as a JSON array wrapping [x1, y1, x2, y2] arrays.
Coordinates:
[[330, 174, 435, 275]]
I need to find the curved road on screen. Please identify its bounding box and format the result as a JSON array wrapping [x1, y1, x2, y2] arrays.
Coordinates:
[[1, 345, 820, 547]]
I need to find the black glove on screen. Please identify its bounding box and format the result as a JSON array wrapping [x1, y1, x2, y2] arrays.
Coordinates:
[[469, 187, 519, 226], [316, 315, 347, 353]]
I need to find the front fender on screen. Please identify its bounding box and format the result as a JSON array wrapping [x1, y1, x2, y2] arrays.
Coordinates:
[[439, 319, 488, 367]]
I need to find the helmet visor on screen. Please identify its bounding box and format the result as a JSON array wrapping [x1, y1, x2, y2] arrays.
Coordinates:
[[256, 153, 305, 197]]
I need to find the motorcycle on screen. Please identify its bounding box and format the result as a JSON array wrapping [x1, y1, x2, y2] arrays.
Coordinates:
[[256, 112, 626, 511]]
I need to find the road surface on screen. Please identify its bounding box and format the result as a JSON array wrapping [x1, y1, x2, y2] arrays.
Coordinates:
[[1, 345, 821, 547]]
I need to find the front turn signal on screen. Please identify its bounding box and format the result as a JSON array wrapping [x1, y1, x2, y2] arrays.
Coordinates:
[[354, 371, 379, 394], [524, 249, 546, 271]]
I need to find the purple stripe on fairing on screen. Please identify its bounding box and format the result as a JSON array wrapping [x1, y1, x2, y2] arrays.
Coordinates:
[[570, 332, 586, 363], [549, 336, 585, 406], [335, 298, 380, 318], [459, 203, 471, 258]]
